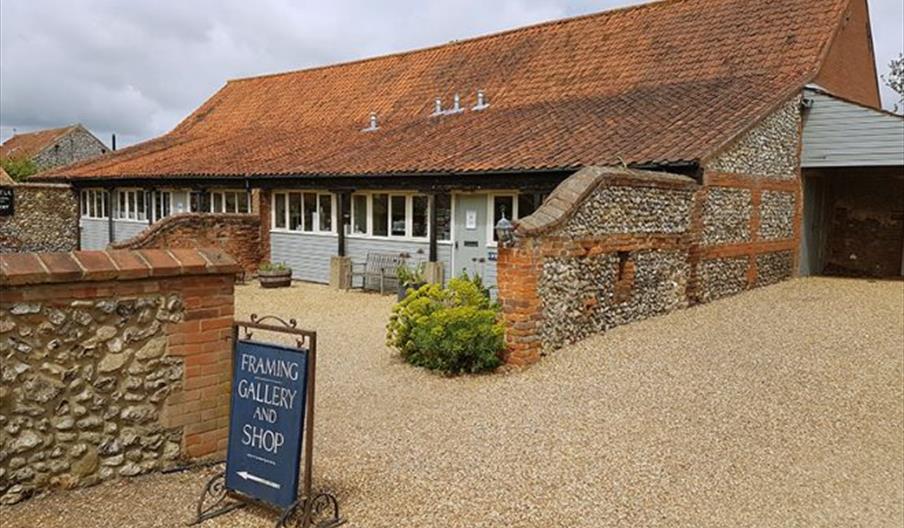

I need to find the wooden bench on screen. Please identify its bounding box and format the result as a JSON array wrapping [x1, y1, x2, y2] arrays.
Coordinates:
[[348, 252, 403, 294]]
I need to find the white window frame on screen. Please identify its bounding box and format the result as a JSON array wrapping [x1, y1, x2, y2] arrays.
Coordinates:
[[79, 189, 108, 219], [210, 189, 250, 214], [114, 188, 148, 222], [347, 191, 430, 241], [270, 191, 336, 235], [151, 190, 173, 223]]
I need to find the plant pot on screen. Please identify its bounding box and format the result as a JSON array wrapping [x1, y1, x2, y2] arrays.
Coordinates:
[[258, 269, 292, 288], [398, 281, 427, 301]]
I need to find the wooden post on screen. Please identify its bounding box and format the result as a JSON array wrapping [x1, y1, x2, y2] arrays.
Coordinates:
[[337, 192, 346, 257], [428, 193, 438, 262]]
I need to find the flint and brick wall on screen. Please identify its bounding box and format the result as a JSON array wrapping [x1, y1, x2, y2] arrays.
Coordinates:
[[0, 183, 79, 254], [497, 96, 804, 365], [111, 213, 262, 276], [0, 248, 239, 505], [694, 95, 802, 302], [32, 127, 108, 172]]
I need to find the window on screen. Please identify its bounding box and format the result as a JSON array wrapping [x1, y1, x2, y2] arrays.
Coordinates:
[[318, 194, 332, 232], [350, 192, 430, 239], [390, 195, 406, 236], [302, 193, 316, 232], [289, 193, 302, 230], [154, 191, 172, 222], [372, 194, 388, 236], [412, 196, 428, 238], [518, 193, 546, 218], [435, 193, 451, 241], [210, 190, 250, 214], [272, 191, 334, 232], [115, 189, 146, 221], [274, 193, 287, 229], [491, 195, 515, 242], [80, 189, 108, 219], [352, 194, 367, 234]]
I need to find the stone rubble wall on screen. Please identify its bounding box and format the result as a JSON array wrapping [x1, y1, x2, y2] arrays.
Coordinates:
[[111, 213, 262, 276], [0, 183, 79, 254], [701, 187, 752, 245], [758, 191, 796, 240], [0, 248, 239, 505]]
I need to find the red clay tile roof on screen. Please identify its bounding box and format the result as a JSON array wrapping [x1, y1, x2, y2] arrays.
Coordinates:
[[44, 0, 850, 181], [1, 125, 79, 161]]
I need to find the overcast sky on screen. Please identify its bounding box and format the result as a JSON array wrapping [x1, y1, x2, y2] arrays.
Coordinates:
[[1, 0, 902, 147]]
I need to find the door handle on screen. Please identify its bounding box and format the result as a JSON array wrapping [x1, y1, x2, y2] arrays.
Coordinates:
[[454, 241, 459, 249]]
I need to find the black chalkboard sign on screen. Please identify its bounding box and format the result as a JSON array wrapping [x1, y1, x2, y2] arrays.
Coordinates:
[[0, 188, 14, 216]]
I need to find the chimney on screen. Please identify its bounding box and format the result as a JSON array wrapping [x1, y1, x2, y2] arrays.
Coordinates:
[[111, 133, 117, 151]]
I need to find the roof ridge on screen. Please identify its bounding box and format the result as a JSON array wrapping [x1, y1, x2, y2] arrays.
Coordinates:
[[227, 0, 683, 84]]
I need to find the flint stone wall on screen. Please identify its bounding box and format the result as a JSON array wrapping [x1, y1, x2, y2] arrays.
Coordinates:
[[701, 187, 753, 246], [706, 97, 802, 180], [759, 191, 795, 240], [0, 248, 239, 505], [0, 184, 79, 253], [756, 251, 794, 287], [32, 127, 108, 172]]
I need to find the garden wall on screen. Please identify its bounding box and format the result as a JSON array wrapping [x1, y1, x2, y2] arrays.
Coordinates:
[[0, 248, 239, 505], [110, 213, 262, 276], [497, 97, 803, 365], [0, 183, 79, 254]]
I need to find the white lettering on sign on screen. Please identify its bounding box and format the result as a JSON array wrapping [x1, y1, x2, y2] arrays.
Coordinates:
[[240, 353, 300, 380], [236, 379, 297, 410], [242, 424, 286, 454], [234, 351, 302, 458]]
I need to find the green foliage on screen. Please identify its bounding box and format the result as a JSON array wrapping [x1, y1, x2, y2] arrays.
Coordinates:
[[386, 274, 504, 374], [883, 52, 904, 113], [396, 261, 425, 287], [0, 157, 38, 182], [259, 261, 290, 272]]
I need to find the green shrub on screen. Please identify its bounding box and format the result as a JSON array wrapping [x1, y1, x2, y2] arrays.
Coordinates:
[[0, 157, 38, 182], [386, 274, 504, 374], [259, 261, 290, 272]]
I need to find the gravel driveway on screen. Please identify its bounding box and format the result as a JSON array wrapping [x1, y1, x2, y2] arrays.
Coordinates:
[[3, 278, 902, 527]]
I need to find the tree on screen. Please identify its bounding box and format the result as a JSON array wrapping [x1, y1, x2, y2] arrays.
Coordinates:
[[882, 52, 904, 113], [0, 157, 39, 182]]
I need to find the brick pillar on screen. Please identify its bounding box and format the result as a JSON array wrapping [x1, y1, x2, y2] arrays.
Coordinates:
[[496, 240, 544, 366]]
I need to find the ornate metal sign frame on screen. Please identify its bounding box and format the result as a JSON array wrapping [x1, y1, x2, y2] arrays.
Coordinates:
[[189, 314, 344, 528]]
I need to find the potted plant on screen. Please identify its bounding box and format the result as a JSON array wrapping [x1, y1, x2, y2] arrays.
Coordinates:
[[258, 261, 292, 288], [396, 262, 426, 301]]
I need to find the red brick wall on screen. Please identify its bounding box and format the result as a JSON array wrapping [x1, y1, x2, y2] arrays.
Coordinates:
[[814, 0, 881, 108], [0, 248, 239, 465], [110, 213, 261, 276]]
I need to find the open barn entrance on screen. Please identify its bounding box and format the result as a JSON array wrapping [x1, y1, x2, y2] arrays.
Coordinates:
[[800, 167, 904, 278]]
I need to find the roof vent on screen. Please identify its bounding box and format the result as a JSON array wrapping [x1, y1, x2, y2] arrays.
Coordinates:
[[449, 94, 463, 114], [432, 97, 444, 116], [473, 90, 489, 111], [362, 112, 379, 132]]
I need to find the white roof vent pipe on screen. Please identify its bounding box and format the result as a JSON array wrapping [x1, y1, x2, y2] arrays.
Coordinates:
[[450, 93, 463, 113], [433, 97, 444, 116], [362, 112, 379, 132], [473, 90, 489, 111]]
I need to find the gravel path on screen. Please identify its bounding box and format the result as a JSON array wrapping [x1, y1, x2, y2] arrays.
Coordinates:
[[3, 278, 902, 527]]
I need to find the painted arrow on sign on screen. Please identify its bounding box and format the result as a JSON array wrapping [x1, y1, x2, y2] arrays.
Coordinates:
[[236, 471, 281, 490]]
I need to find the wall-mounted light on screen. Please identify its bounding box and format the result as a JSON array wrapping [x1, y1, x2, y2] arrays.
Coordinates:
[[495, 213, 515, 247]]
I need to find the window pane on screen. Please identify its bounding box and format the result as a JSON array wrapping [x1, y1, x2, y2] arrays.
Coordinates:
[[372, 194, 388, 236], [289, 193, 302, 230], [128, 192, 136, 219], [89, 191, 96, 218], [435, 193, 451, 240], [318, 194, 332, 232], [352, 195, 367, 234], [493, 196, 514, 242], [274, 193, 287, 229], [390, 195, 406, 237], [225, 191, 236, 213], [81, 192, 88, 217], [518, 193, 545, 218], [137, 191, 145, 220], [412, 195, 428, 238], [303, 193, 316, 231], [237, 192, 249, 213], [163, 193, 171, 217], [118, 192, 126, 218], [103, 191, 109, 218], [213, 193, 223, 213]]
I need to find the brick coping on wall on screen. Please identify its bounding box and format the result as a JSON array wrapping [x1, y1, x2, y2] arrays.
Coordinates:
[[109, 212, 258, 250], [0, 248, 241, 286], [515, 166, 697, 237]]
